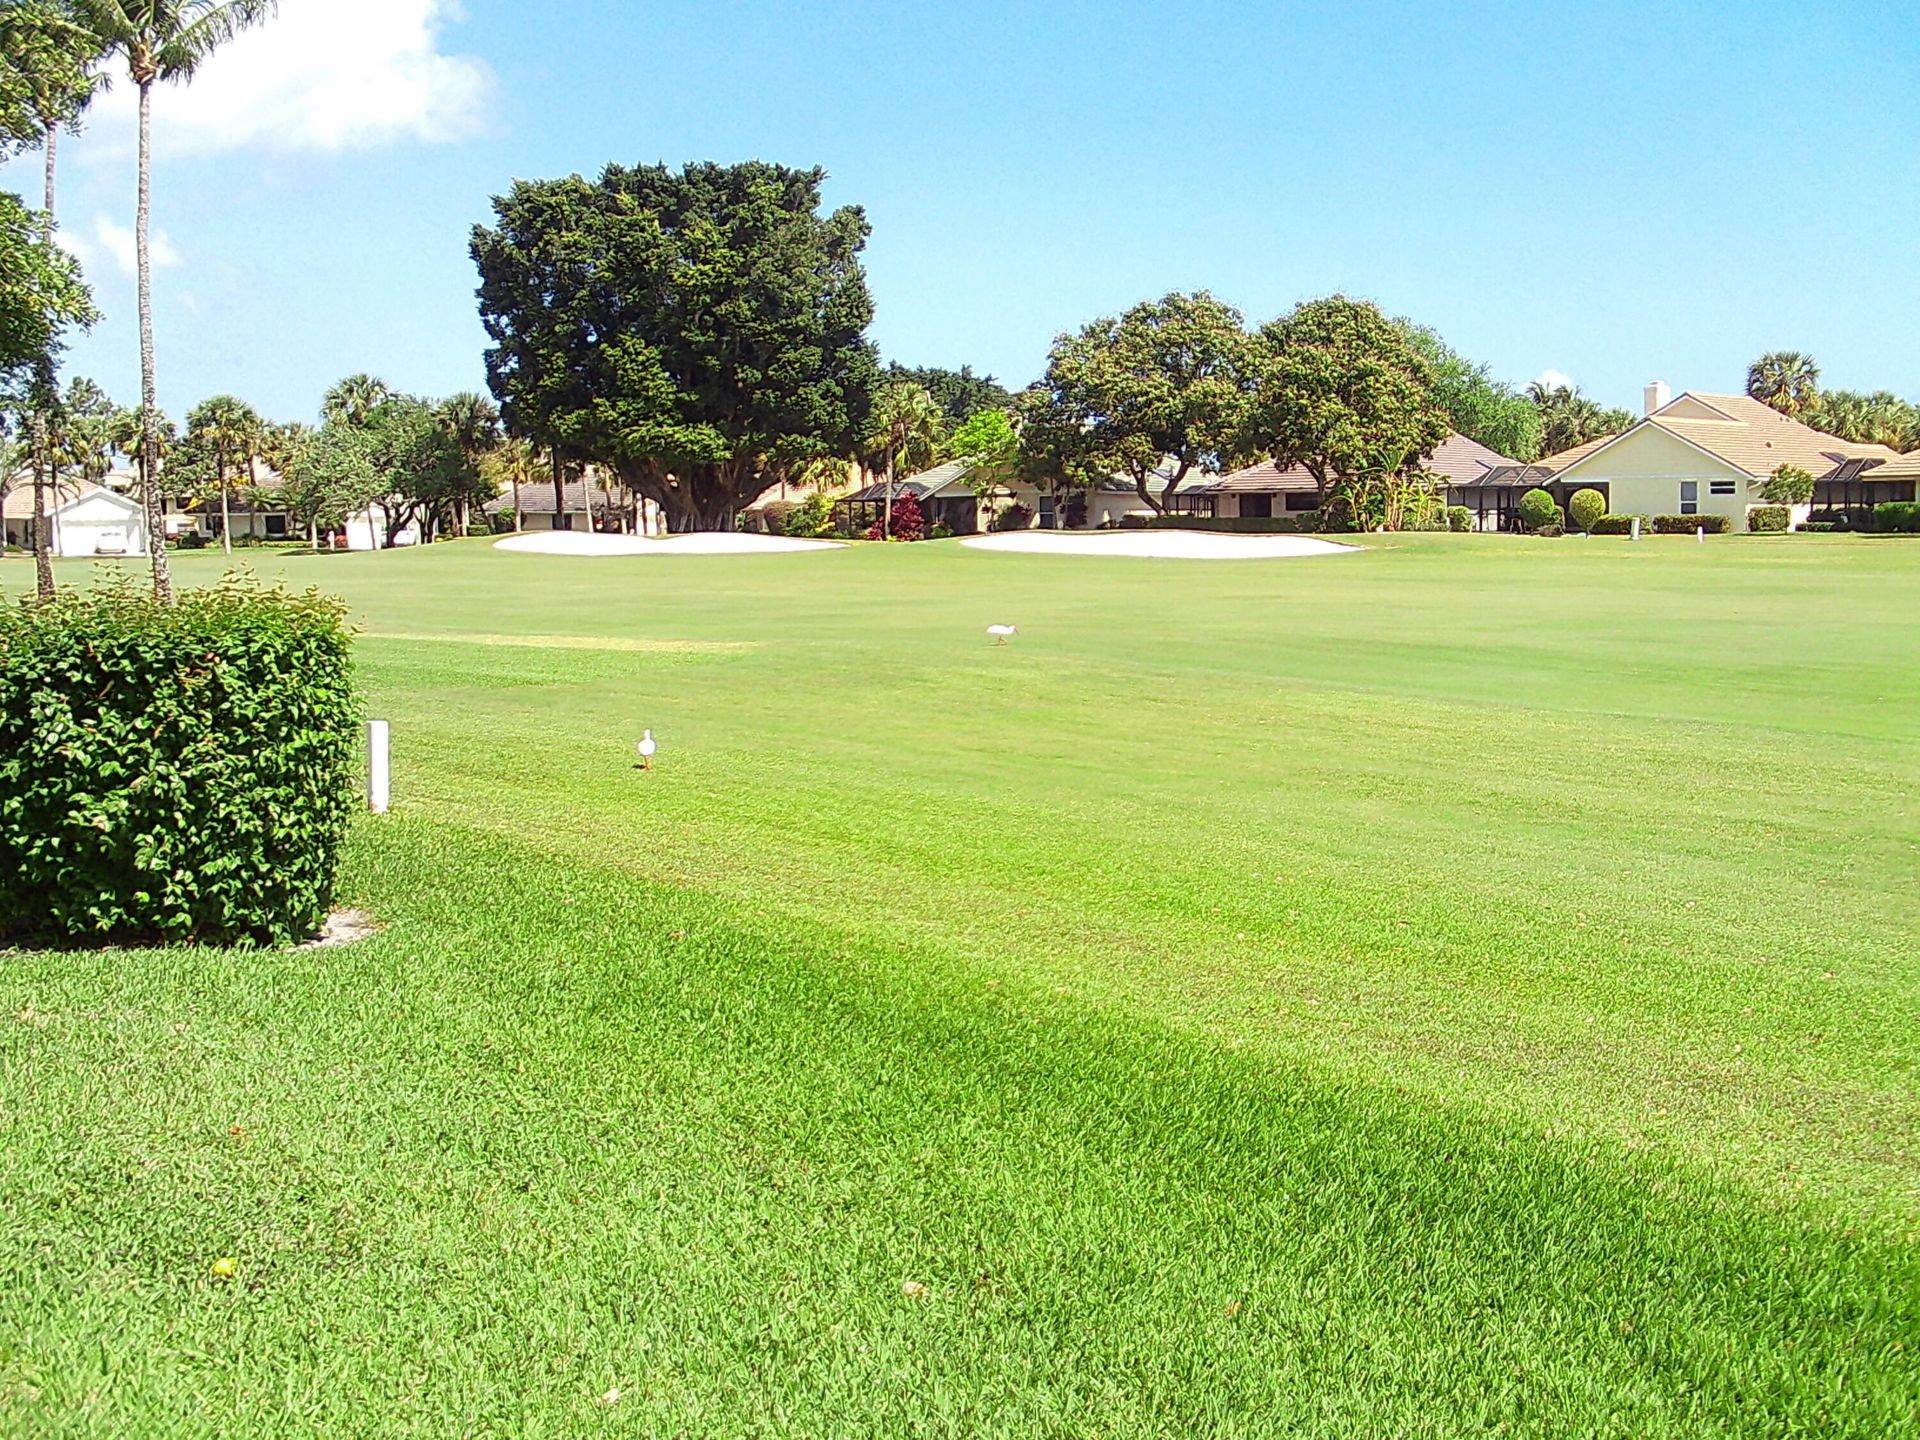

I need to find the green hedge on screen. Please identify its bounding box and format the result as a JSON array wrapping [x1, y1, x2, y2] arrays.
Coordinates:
[[1799, 521, 1844, 533], [0, 580, 358, 946], [1567, 488, 1607, 531], [1747, 505, 1790, 533], [1517, 488, 1560, 532], [1589, 514, 1648, 535], [1121, 513, 1324, 534], [1446, 505, 1473, 532], [1652, 514, 1731, 534], [1873, 501, 1920, 533]]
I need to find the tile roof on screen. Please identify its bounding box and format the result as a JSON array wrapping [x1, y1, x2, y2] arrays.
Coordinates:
[[1548, 391, 1899, 481], [1209, 432, 1521, 492], [2, 475, 102, 520], [483, 477, 605, 514], [1871, 451, 1920, 479]]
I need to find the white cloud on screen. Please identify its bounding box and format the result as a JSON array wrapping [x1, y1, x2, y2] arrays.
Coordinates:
[[1532, 368, 1576, 392], [85, 0, 494, 156], [57, 215, 183, 278]]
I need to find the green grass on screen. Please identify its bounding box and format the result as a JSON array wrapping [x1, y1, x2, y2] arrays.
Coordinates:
[[3, 533, 1917, 1435]]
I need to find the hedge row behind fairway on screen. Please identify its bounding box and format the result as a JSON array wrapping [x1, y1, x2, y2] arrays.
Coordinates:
[[0, 580, 356, 946]]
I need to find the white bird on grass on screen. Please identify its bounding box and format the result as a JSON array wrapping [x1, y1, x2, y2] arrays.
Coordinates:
[[636, 729, 657, 770], [986, 624, 1017, 645]]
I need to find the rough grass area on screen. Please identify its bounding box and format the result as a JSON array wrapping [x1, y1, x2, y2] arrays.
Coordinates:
[[3, 533, 1917, 1435]]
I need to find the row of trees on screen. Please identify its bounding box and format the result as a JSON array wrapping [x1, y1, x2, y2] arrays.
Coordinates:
[[1745, 350, 1920, 451], [473, 160, 1620, 536], [1, 0, 280, 602]]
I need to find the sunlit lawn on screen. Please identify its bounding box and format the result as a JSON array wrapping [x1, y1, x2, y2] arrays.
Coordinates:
[[3, 532, 1916, 1435]]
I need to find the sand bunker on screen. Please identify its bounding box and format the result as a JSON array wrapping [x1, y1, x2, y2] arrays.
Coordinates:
[[495, 530, 844, 556], [957, 530, 1358, 560]]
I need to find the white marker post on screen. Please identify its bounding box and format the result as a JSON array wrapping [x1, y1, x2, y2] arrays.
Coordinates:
[[367, 720, 390, 815], [1630, 516, 1641, 542], [1697, 525, 1706, 544]]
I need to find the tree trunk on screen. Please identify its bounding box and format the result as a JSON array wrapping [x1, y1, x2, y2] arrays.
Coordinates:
[[512, 474, 522, 532], [218, 453, 232, 555], [551, 448, 566, 529], [30, 122, 59, 601], [136, 81, 173, 603], [883, 455, 894, 540]]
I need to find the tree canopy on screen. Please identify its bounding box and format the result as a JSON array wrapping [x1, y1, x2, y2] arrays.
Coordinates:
[[1527, 381, 1633, 456], [0, 190, 94, 392], [1244, 295, 1449, 507], [882, 362, 1011, 429], [1746, 351, 1820, 417], [1022, 290, 1254, 512], [472, 160, 880, 532], [1400, 323, 1542, 461]]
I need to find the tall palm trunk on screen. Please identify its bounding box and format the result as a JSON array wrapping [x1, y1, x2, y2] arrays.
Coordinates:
[[135, 76, 173, 602], [30, 120, 59, 602], [512, 472, 522, 532], [551, 448, 566, 530], [217, 449, 231, 555]]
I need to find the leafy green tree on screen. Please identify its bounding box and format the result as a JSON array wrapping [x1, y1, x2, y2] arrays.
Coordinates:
[[182, 393, 262, 553], [863, 378, 942, 539], [1025, 291, 1254, 515], [363, 393, 470, 544], [281, 421, 377, 546], [1761, 464, 1814, 508], [0, 190, 93, 597], [472, 161, 880, 532], [1400, 323, 1542, 461], [883, 363, 1011, 428], [1527, 381, 1631, 456], [73, 0, 280, 600], [1244, 295, 1448, 515], [947, 405, 1021, 498], [1807, 389, 1920, 450], [1746, 351, 1820, 417]]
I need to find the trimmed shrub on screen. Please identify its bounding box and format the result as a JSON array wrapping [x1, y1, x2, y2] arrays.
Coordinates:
[[1652, 514, 1731, 534], [1747, 505, 1790, 533], [1590, 514, 1646, 535], [1567, 488, 1607, 531], [1446, 505, 1473, 532], [1119, 513, 1323, 534], [987, 502, 1033, 533], [929, 523, 954, 540], [0, 580, 358, 947], [1873, 501, 1920, 533], [1517, 487, 1560, 532], [1799, 520, 1843, 533], [781, 492, 835, 540]]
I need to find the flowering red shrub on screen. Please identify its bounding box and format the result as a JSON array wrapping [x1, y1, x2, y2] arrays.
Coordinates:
[[864, 491, 926, 541]]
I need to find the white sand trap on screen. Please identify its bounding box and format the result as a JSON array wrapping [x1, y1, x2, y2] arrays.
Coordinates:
[[495, 530, 843, 557], [957, 530, 1358, 560]]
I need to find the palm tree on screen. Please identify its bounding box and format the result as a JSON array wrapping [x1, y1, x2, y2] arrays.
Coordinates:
[[322, 372, 391, 428], [72, 0, 279, 601], [435, 391, 499, 535], [1746, 351, 1820, 417], [486, 437, 548, 534], [184, 393, 261, 554], [2, 0, 107, 599], [863, 379, 943, 538]]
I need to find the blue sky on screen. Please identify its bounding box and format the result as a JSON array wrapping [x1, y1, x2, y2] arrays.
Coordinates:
[[18, 0, 1920, 425]]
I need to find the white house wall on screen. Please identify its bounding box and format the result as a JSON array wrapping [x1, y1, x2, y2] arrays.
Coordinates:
[[1555, 425, 1758, 531]]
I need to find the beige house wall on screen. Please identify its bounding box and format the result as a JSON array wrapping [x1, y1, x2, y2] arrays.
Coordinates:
[[1556, 426, 1758, 531]]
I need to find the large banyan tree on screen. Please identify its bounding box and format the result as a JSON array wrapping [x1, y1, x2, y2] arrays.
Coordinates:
[[471, 161, 879, 532]]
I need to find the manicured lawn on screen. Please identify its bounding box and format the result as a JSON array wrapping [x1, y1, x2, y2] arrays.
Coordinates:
[[4, 533, 1917, 1435]]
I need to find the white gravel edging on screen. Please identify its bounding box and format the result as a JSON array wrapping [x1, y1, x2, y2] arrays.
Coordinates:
[[494, 531, 845, 556], [956, 530, 1358, 560]]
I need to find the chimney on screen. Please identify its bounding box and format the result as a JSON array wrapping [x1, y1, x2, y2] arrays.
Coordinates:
[[1644, 380, 1671, 416]]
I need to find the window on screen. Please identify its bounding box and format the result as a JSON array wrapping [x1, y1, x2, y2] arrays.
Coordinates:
[[1284, 492, 1318, 512], [265, 515, 287, 537], [1709, 480, 1736, 496], [1238, 495, 1273, 519], [1679, 481, 1698, 515]]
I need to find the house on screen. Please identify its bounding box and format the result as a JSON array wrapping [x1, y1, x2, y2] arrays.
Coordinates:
[[483, 470, 661, 535], [2, 476, 149, 557], [1527, 384, 1908, 532], [1208, 433, 1523, 526]]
